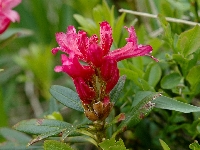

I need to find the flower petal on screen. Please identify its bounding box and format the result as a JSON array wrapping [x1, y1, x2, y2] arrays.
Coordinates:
[[100, 21, 113, 56], [105, 68, 119, 94], [1, 0, 21, 10], [0, 14, 10, 34], [108, 26, 153, 61], [100, 57, 118, 81], [53, 26, 83, 58], [77, 30, 89, 61], [73, 77, 95, 104], [3, 10, 20, 22], [54, 66, 63, 72], [60, 54, 94, 79], [87, 44, 103, 67]]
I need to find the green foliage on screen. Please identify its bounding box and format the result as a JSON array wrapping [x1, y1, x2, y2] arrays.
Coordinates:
[[153, 96, 200, 113], [50, 85, 84, 112], [110, 75, 126, 103], [2, 0, 200, 149], [114, 92, 161, 137], [159, 139, 171, 150], [177, 25, 200, 57], [15, 44, 53, 99], [0, 127, 42, 149], [13, 119, 75, 145], [99, 138, 128, 150], [160, 72, 182, 89], [44, 140, 73, 150], [189, 140, 200, 150]]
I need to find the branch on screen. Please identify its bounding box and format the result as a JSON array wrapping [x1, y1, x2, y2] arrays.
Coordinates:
[[119, 9, 200, 26]]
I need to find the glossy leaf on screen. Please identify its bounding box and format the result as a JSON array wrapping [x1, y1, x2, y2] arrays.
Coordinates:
[[132, 91, 153, 108], [144, 63, 162, 87], [50, 85, 84, 112], [110, 75, 126, 103], [73, 14, 97, 36], [158, 14, 173, 50], [159, 139, 171, 150], [173, 53, 198, 77], [153, 96, 200, 113], [99, 138, 128, 150], [177, 25, 200, 57], [186, 65, 200, 95], [44, 140, 73, 150], [113, 13, 126, 46], [13, 119, 75, 145], [189, 140, 200, 150], [119, 68, 153, 91], [160, 72, 182, 89]]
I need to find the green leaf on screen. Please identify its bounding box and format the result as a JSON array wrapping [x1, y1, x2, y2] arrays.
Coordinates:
[[92, 5, 104, 24], [132, 91, 153, 108], [173, 53, 198, 77], [189, 140, 200, 150], [50, 85, 84, 112], [102, 0, 114, 27], [186, 65, 200, 95], [110, 75, 126, 103], [48, 98, 58, 114], [119, 68, 153, 91], [0, 29, 33, 49], [113, 13, 126, 46], [13, 119, 75, 145], [166, 0, 190, 11], [0, 142, 41, 150], [144, 63, 162, 87], [0, 128, 41, 149], [159, 139, 171, 150], [73, 14, 97, 36], [153, 96, 200, 113], [177, 25, 200, 57], [158, 14, 173, 49], [44, 140, 73, 150], [0, 127, 31, 143], [160, 72, 182, 89], [99, 138, 128, 150], [114, 93, 161, 137]]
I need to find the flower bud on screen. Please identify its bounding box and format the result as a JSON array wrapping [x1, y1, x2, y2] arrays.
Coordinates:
[[100, 57, 118, 82], [87, 44, 103, 67], [73, 77, 95, 104]]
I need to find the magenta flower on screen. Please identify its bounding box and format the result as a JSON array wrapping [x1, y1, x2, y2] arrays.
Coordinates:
[[0, 0, 21, 34], [52, 21, 155, 121]]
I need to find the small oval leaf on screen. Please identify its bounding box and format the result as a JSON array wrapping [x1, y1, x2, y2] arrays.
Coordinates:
[[161, 72, 182, 89], [50, 85, 84, 112]]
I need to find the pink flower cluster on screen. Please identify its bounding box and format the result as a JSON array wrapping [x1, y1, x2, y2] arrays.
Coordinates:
[[0, 0, 21, 34], [52, 21, 154, 121]]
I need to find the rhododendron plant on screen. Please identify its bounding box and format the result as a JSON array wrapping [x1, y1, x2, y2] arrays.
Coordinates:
[[0, 0, 21, 34], [52, 21, 155, 121]]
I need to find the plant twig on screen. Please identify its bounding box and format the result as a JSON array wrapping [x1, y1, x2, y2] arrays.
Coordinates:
[[119, 8, 200, 26]]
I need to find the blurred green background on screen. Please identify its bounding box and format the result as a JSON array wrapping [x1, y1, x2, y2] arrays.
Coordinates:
[[1, 0, 200, 149]]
